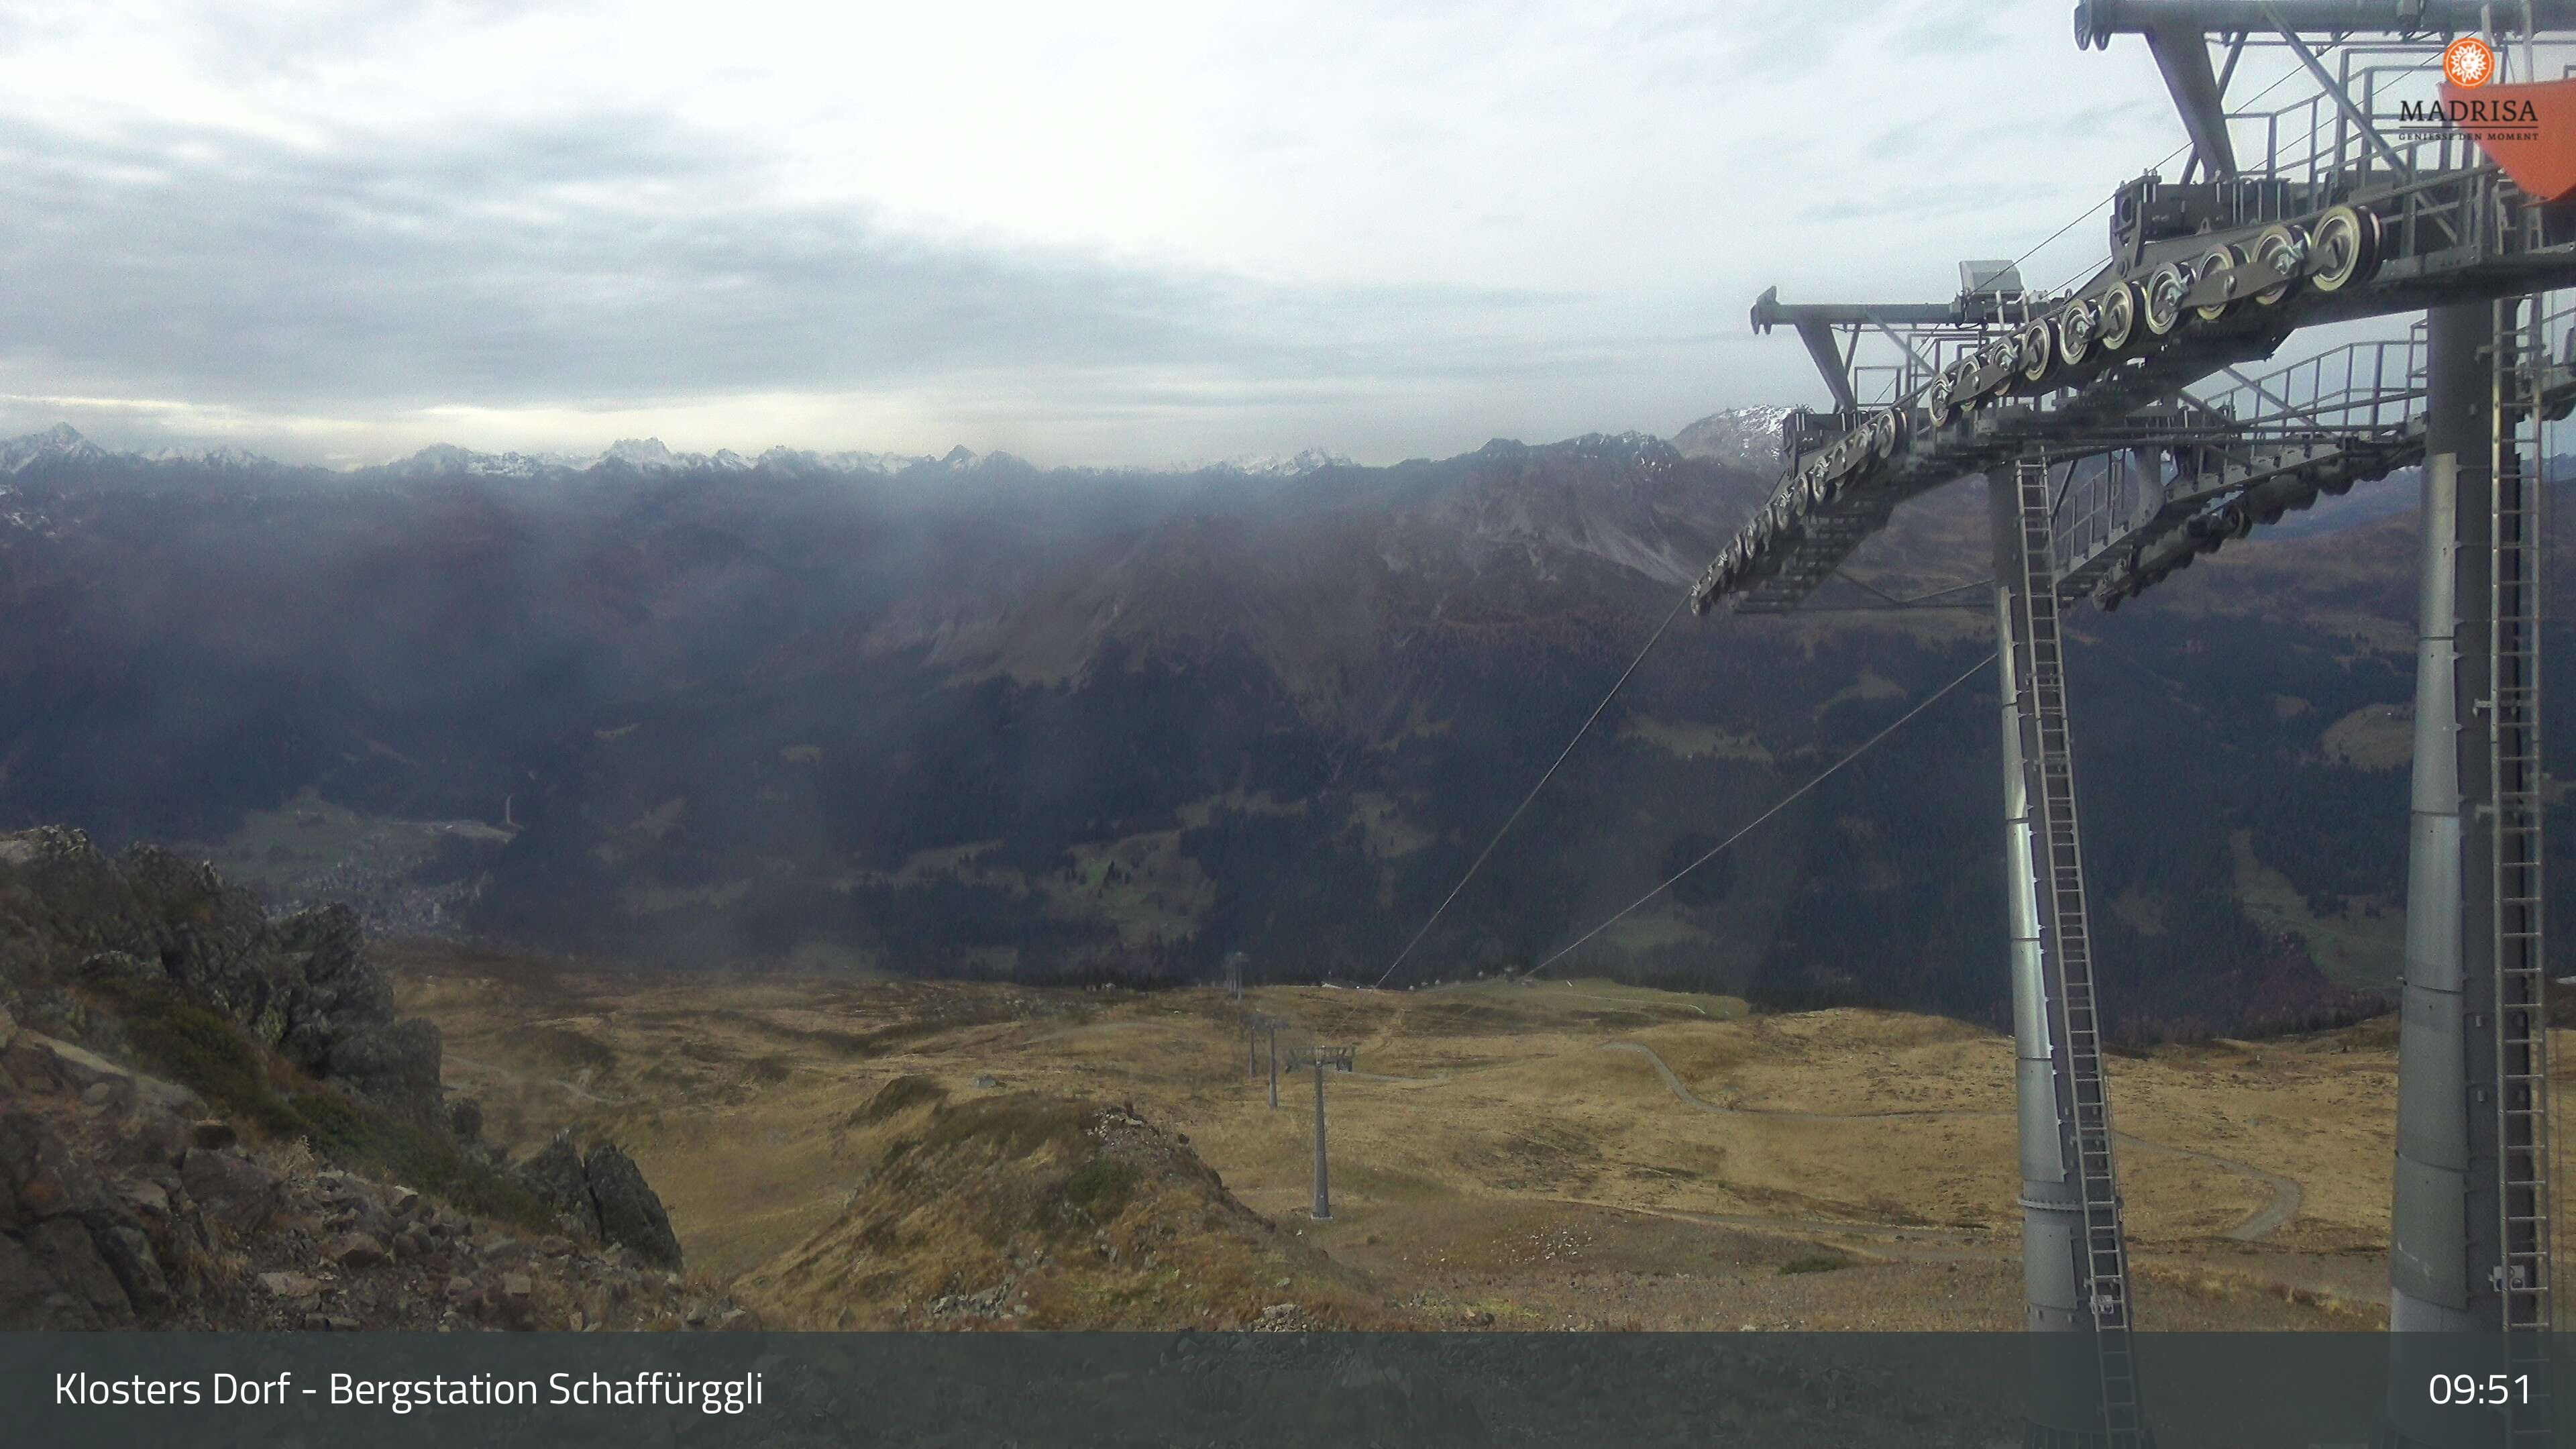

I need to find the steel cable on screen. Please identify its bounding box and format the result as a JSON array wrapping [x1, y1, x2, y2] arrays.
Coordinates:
[[1372, 592, 1690, 988], [1523, 649, 1995, 983]]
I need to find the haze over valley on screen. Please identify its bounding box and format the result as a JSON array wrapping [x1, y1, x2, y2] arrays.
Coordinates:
[[0, 415, 2519, 1040]]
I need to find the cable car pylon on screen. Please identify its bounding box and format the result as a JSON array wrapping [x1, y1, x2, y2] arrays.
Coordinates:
[[1695, 5, 2576, 1444]]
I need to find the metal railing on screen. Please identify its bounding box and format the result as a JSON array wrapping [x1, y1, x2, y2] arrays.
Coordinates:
[[2192, 324, 2428, 436], [2055, 290, 2576, 604]]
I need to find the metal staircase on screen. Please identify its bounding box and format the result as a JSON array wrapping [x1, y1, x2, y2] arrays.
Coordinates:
[[2488, 292, 2553, 1446], [2006, 459, 2145, 1448]]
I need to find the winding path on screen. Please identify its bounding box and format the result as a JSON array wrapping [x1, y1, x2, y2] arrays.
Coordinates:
[[1601, 1041, 2303, 1243], [443, 1050, 630, 1106], [1342, 1069, 1452, 1085]]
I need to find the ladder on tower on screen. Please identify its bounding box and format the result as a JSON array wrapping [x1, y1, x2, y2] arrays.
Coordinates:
[[2488, 291, 2553, 1447], [2008, 458, 2147, 1448]]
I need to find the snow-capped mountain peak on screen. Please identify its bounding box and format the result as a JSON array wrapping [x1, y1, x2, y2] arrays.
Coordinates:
[[1, 423, 112, 474], [600, 437, 678, 470], [1140, 447, 1354, 478], [140, 443, 276, 469], [1670, 406, 1796, 474]]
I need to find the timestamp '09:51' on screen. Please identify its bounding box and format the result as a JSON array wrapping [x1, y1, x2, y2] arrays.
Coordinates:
[[2427, 1373, 2532, 1407]]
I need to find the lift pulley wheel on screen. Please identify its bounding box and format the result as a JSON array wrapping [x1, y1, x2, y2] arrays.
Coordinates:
[[2142, 260, 2195, 337], [2018, 319, 2055, 384], [2192, 243, 2245, 323], [2249, 224, 2308, 307], [1868, 409, 1901, 459], [2055, 298, 2096, 368], [1979, 339, 2019, 398], [1935, 360, 1976, 423], [2094, 282, 2140, 352], [2308, 206, 2379, 293]]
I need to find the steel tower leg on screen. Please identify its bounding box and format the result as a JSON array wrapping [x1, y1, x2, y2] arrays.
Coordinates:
[[1992, 466, 2149, 1449], [1311, 1059, 1332, 1222], [2386, 298, 2554, 1448]]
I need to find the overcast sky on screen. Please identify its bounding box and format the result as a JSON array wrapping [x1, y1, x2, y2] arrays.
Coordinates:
[[0, 1, 2334, 467]]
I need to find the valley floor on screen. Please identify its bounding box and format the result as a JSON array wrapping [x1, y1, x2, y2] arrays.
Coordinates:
[[391, 945, 2469, 1332]]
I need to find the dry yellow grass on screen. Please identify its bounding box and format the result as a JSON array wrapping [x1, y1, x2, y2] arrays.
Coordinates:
[[390, 945, 2520, 1332]]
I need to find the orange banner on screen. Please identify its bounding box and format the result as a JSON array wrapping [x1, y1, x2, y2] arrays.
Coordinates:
[[2438, 77, 2576, 203]]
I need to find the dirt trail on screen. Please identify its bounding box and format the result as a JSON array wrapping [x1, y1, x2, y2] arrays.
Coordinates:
[[1549, 1196, 2004, 1258], [1601, 1041, 2303, 1243], [443, 1051, 629, 1106]]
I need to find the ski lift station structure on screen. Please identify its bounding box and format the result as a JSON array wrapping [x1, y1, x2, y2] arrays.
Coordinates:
[[1688, 3, 2576, 1444]]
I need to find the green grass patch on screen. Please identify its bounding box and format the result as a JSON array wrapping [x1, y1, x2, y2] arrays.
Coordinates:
[[1780, 1250, 1854, 1276], [850, 1074, 949, 1124], [278, 1083, 556, 1228], [525, 1024, 619, 1075], [88, 977, 302, 1137], [1061, 1158, 1142, 1218], [918, 1094, 1086, 1157], [82, 977, 555, 1231]]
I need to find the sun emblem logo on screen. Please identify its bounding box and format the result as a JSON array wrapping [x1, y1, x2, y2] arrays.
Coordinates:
[[2445, 36, 2496, 89]]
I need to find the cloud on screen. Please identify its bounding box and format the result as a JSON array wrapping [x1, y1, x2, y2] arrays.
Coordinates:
[[0, 109, 1590, 419], [0, 0, 2421, 464]]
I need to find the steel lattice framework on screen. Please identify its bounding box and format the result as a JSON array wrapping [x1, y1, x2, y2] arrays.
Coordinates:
[[1690, 6, 2576, 1446]]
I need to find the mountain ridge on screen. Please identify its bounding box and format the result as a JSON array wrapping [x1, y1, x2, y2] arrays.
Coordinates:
[[0, 413, 2483, 1037], [0, 424, 1366, 485]]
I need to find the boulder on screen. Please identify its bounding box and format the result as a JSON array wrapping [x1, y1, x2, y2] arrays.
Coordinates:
[[80, 1210, 170, 1312], [0, 1104, 102, 1228], [17, 1216, 134, 1326], [323, 1232, 389, 1270], [273, 906, 391, 1073], [257, 1270, 323, 1299], [511, 1134, 682, 1269], [111, 1109, 191, 1171], [519, 1133, 602, 1240], [0, 1230, 66, 1326], [21, 1034, 203, 1119], [179, 1149, 280, 1234], [583, 1144, 683, 1271]]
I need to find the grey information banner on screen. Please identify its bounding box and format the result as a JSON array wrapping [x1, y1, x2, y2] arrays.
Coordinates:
[[1, 1332, 2565, 1446]]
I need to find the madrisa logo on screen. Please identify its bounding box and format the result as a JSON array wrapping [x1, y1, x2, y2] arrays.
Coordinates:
[[2445, 36, 2496, 89], [2398, 94, 2542, 138], [2398, 40, 2538, 142]]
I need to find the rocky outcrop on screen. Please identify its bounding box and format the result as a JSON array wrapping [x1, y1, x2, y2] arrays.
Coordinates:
[[0, 825, 719, 1330], [2, 1004, 208, 1328], [0, 1000, 742, 1331], [517, 1131, 684, 1269], [0, 828, 441, 1122], [582, 1142, 682, 1269], [518, 1134, 600, 1240]]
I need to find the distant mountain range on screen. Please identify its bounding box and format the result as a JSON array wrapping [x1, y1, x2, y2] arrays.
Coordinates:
[[0, 414, 2513, 1037], [0, 423, 1355, 484]]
